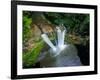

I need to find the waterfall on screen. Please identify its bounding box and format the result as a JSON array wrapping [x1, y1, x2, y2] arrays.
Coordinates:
[[39, 25, 82, 67], [56, 27, 62, 48], [41, 25, 66, 56], [41, 34, 56, 51]]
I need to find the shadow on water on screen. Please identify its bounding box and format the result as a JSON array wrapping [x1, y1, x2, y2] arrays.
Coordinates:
[[75, 44, 90, 65]]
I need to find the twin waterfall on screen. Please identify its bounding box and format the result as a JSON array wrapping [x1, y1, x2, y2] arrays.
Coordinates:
[[41, 26, 66, 57], [39, 25, 82, 67]]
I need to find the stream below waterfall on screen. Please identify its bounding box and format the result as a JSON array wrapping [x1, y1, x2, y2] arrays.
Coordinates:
[[37, 44, 82, 67]]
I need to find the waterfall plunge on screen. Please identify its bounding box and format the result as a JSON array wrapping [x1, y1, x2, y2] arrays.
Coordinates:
[[41, 26, 66, 57], [39, 26, 82, 67], [56, 27, 66, 50]]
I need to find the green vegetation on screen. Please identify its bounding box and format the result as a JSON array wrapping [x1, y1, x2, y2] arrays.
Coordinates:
[[44, 13, 89, 36], [23, 11, 90, 68], [23, 41, 44, 68], [23, 12, 32, 46]]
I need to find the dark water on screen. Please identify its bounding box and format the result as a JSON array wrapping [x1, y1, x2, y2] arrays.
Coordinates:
[[75, 44, 89, 65]]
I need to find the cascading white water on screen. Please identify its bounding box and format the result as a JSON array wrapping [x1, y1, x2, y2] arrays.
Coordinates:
[[56, 27, 66, 50], [41, 26, 66, 56], [41, 34, 56, 52], [39, 25, 82, 67], [61, 30, 66, 47], [56, 27, 62, 48]]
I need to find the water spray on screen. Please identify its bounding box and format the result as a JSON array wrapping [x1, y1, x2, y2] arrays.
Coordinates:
[[41, 24, 67, 57]]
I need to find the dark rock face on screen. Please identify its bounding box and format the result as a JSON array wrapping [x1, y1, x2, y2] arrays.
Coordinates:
[[38, 44, 82, 67]]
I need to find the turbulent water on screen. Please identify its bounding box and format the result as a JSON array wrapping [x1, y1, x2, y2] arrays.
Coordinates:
[[39, 26, 82, 67], [38, 44, 82, 67]]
